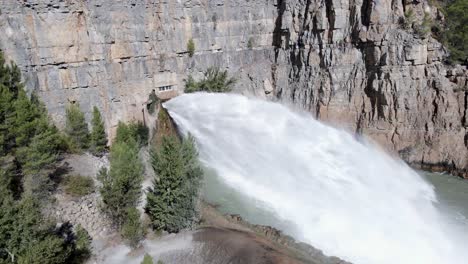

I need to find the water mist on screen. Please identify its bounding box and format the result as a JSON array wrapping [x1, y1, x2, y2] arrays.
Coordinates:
[[164, 93, 465, 264]]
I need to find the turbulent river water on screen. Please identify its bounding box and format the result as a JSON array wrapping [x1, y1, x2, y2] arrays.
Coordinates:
[[164, 93, 468, 264]]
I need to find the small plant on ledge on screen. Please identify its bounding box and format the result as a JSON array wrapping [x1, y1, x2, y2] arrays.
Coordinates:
[[187, 38, 195, 57]]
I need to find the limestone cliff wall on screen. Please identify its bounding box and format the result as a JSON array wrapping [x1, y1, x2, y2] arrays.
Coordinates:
[[0, 0, 278, 135], [1, 0, 467, 176]]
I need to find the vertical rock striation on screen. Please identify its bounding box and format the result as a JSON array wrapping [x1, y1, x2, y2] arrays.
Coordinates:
[[271, 0, 468, 176], [0, 0, 467, 175]]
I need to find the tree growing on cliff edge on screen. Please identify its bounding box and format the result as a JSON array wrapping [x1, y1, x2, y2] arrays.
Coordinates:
[[145, 135, 202, 233], [185, 67, 236, 93], [65, 103, 90, 151], [90, 106, 107, 155]]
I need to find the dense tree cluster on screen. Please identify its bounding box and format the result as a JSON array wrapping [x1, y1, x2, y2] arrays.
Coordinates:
[[145, 135, 202, 233], [0, 51, 90, 263], [65, 104, 107, 154], [185, 67, 236, 93], [444, 0, 467, 65]]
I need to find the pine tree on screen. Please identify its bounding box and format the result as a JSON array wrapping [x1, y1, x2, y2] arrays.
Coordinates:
[[90, 107, 107, 155], [99, 136, 144, 225], [145, 135, 202, 233], [65, 103, 89, 150], [0, 196, 73, 263], [121, 207, 144, 248], [0, 85, 15, 156], [15, 115, 61, 198]]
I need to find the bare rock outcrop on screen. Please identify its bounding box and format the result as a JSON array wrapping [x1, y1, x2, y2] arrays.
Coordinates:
[[0, 0, 467, 175]]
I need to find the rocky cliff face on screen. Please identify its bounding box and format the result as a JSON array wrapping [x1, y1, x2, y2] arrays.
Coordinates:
[[0, 0, 467, 176]]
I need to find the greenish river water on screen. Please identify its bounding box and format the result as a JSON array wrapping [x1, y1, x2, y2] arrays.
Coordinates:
[[423, 172, 468, 231], [203, 169, 468, 243]]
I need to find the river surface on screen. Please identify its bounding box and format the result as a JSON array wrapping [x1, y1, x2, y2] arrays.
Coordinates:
[[203, 170, 468, 243]]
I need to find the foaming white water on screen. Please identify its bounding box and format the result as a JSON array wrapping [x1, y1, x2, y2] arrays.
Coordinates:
[[164, 93, 465, 264]]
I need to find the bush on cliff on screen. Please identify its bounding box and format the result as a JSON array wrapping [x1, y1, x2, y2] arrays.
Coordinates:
[[187, 39, 195, 57], [141, 254, 154, 264], [115, 121, 149, 147], [64, 175, 95, 197], [185, 67, 236, 93], [145, 135, 202, 233]]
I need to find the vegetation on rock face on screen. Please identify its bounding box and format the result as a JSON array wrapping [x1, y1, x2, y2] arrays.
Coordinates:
[[402, 1, 467, 64], [444, 0, 468, 64], [145, 135, 202, 233], [402, 9, 432, 39], [0, 50, 90, 263], [187, 38, 195, 57], [115, 121, 149, 147], [185, 67, 236, 93], [65, 103, 90, 151], [247, 37, 255, 49], [146, 90, 159, 115], [90, 106, 107, 155], [64, 175, 95, 197]]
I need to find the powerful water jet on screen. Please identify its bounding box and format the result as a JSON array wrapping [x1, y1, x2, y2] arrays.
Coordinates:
[[164, 93, 465, 264]]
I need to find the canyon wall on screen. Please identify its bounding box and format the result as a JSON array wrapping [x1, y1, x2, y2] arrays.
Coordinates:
[[0, 0, 467, 175]]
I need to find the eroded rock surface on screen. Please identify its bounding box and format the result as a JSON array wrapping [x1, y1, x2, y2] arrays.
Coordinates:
[[0, 0, 467, 175]]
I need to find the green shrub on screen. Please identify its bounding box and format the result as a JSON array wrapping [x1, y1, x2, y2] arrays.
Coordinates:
[[187, 39, 195, 57], [65, 103, 90, 150], [403, 8, 415, 30], [185, 67, 236, 93], [146, 90, 159, 115], [141, 254, 154, 264], [115, 121, 149, 147], [145, 135, 202, 233], [64, 175, 95, 197], [70, 225, 92, 263], [121, 207, 145, 248], [415, 12, 432, 39], [90, 106, 107, 155], [247, 37, 254, 49]]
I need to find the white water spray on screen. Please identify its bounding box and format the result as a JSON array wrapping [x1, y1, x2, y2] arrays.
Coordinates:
[[164, 93, 464, 264]]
